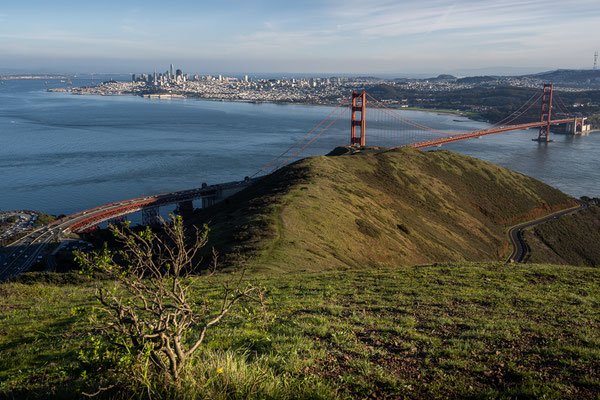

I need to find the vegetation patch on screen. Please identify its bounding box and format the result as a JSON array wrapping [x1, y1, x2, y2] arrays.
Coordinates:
[[1, 263, 599, 399], [525, 204, 600, 267], [355, 218, 381, 238], [193, 147, 574, 271], [36, 213, 57, 226]]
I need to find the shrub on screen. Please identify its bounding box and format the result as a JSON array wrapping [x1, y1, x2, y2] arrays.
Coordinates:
[[75, 216, 266, 395]]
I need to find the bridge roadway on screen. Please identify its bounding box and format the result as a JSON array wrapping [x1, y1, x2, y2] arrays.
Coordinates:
[[405, 119, 575, 149], [0, 179, 254, 281]]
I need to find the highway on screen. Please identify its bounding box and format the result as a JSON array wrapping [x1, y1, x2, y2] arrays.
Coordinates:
[[0, 211, 38, 241], [0, 199, 164, 280], [0, 212, 40, 273], [0, 179, 253, 281], [506, 200, 588, 263]]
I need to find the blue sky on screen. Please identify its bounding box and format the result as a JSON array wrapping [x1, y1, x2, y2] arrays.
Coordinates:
[[1, 0, 599, 76]]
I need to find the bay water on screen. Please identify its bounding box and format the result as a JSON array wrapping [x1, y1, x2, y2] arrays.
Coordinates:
[[1, 78, 598, 216]]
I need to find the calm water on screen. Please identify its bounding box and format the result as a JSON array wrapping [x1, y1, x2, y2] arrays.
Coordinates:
[[1, 78, 599, 216]]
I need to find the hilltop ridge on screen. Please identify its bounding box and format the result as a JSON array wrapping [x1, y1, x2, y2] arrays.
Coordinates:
[[193, 147, 576, 271]]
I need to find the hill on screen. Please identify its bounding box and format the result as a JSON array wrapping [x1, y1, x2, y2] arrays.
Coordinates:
[[194, 147, 576, 271], [525, 204, 600, 267], [522, 69, 600, 88], [2, 149, 598, 399]]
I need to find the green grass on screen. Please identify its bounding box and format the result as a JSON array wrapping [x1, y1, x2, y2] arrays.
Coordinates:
[[194, 147, 576, 271], [2, 263, 599, 399], [36, 213, 56, 226], [2, 149, 594, 398], [525, 205, 600, 267]]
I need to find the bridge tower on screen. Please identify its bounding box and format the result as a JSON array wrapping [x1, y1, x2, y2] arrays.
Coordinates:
[[351, 91, 366, 146], [537, 84, 553, 142]]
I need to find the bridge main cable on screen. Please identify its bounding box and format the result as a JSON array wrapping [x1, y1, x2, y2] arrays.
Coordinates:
[[251, 101, 350, 177], [366, 93, 458, 134], [366, 90, 542, 138], [274, 104, 351, 170], [400, 96, 545, 150], [553, 91, 574, 117]]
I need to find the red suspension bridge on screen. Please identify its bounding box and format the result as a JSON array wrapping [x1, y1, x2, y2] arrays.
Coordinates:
[[57, 83, 591, 232], [48, 83, 594, 231], [252, 83, 587, 176], [1, 83, 590, 279]]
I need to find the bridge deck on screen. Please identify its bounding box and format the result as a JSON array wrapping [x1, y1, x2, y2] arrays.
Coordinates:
[[405, 119, 574, 149], [60, 179, 255, 233]]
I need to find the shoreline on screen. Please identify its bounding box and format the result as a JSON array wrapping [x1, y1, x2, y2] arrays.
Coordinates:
[[48, 88, 480, 119]]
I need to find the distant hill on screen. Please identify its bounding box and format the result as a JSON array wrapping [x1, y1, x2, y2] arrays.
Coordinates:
[[522, 69, 600, 87], [414, 69, 600, 88], [193, 147, 575, 271], [456, 69, 600, 88], [456, 75, 499, 84], [425, 74, 457, 81]]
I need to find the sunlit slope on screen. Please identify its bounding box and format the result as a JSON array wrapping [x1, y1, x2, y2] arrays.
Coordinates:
[[525, 205, 600, 267], [195, 147, 575, 270]]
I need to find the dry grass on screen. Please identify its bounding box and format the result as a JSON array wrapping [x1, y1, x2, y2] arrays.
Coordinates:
[[193, 147, 575, 271]]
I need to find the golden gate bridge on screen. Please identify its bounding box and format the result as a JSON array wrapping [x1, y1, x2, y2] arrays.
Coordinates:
[[1, 83, 590, 279], [64, 83, 588, 232], [4, 84, 590, 233], [252, 83, 584, 176]]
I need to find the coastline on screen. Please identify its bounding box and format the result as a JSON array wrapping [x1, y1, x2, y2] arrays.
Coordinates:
[[47, 88, 480, 119]]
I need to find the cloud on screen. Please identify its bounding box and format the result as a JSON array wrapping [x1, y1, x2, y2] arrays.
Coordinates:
[[229, 0, 599, 65], [0, 33, 138, 46], [326, 0, 599, 39], [120, 25, 152, 37], [1, 0, 598, 73]]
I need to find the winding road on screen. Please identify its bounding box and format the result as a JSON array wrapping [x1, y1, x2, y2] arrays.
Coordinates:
[[506, 200, 588, 263]]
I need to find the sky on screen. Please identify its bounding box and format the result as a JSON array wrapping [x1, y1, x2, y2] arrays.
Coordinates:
[[1, 0, 599, 76]]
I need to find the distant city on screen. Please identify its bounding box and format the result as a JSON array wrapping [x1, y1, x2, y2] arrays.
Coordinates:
[[47, 64, 356, 105], [40, 64, 600, 108]]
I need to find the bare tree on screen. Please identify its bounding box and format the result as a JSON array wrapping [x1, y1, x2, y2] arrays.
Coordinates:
[[76, 215, 265, 385]]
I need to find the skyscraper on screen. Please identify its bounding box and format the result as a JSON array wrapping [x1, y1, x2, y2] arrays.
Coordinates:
[[170, 64, 175, 78]]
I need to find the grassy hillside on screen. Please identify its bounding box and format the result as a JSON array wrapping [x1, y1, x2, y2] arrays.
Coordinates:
[[196, 147, 575, 271], [2, 263, 599, 399], [525, 205, 600, 267]]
